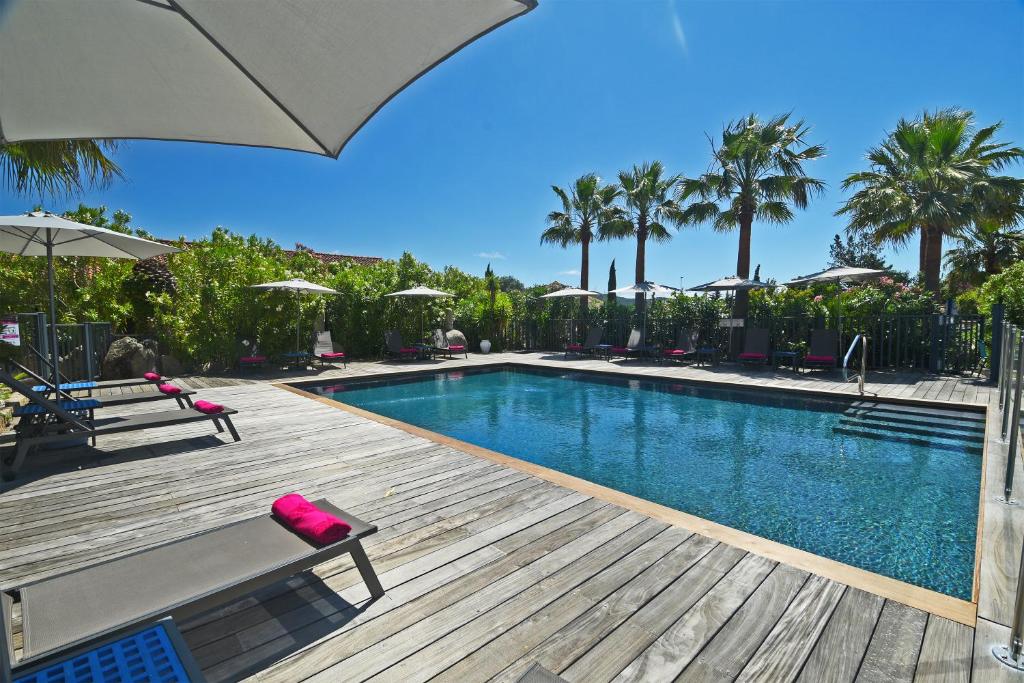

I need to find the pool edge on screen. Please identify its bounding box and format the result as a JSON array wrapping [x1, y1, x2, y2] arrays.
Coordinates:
[[276, 379, 979, 627]]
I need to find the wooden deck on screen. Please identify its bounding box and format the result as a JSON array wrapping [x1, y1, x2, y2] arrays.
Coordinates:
[[0, 353, 1015, 682]]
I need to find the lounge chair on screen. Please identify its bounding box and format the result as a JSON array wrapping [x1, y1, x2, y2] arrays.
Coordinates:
[[738, 327, 770, 366], [0, 368, 239, 480], [804, 329, 839, 372], [609, 329, 653, 361], [660, 328, 697, 364], [313, 331, 348, 368], [1, 500, 381, 672], [433, 329, 467, 359], [383, 330, 420, 361], [565, 326, 603, 359], [13, 359, 169, 398]]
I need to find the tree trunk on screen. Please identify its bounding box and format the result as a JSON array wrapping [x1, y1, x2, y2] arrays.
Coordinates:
[[918, 228, 930, 281], [635, 217, 647, 313], [580, 233, 590, 311], [733, 213, 753, 320], [923, 226, 943, 300]]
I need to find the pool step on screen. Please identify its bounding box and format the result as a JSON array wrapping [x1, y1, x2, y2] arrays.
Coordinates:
[[836, 402, 985, 456]]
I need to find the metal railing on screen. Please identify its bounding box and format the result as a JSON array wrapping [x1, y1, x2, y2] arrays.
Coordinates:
[[993, 321, 1024, 669], [843, 334, 867, 396], [2, 312, 113, 383]]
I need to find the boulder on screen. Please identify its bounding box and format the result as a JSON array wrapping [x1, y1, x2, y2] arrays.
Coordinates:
[[446, 329, 468, 348], [101, 337, 157, 380], [160, 354, 185, 377]]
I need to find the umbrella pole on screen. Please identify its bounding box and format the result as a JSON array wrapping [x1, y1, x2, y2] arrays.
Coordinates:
[[295, 290, 301, 354], [46, 232, 61, 391]]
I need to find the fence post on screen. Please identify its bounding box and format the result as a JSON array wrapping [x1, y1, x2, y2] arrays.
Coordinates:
[[1000, 335, 1024, 505], [1005, 329, 1019, 439], [992, 304, 1005, 383], [83, 323, 95, 379], [929, 314, 941, 374]]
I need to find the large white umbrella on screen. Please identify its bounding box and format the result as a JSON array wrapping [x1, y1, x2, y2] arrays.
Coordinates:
[[0, 0, 535, 157], [785, 267, 887, 286], [607, 282, 679, 346], [540, 287, 601, 345], [0, 211, 179, 390], [251, 278, 339, 354], [385, 286, 454, 340], [690, 276, 768, 357]]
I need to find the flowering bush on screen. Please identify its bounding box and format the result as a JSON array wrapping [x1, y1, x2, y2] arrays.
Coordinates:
[[978, 260, 1024, 326]]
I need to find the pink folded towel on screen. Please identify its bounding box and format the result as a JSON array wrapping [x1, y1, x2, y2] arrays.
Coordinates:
[[143, 372, 161, 381], [272, 493, 352, 545], [805, 354, 835, 362], [240, 355, 267, 363], [448, 345, 465, 352], [319, 352, 346, 359], [566, 344, 583, 351], [738, 352, 767, 360], [158, 383, 182, 395], [194, 400, 224, 414], [610, 347, 629, 354]]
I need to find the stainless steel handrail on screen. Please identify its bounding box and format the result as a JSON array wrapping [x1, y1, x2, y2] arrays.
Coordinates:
[[842, 334, 867, 396]]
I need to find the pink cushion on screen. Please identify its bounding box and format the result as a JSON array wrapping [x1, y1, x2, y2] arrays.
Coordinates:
[[400, 347, 418, 353], [194, 399, 224, 414], [272, 493, 352, 545], [142, 372, 161, 381], [566, 344, 583, 350], [662, 349, 687, 356], [738, 352, 767, 360], [610, 347, 629, 354], [805, 354, 835, 363], [158, 383, 182, 395], [448, 345, 465, 352], [319, 352, 346, 359], [240, 355, 266, 363]]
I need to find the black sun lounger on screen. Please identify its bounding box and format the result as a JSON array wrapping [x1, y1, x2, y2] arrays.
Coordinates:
[[1, 367, 238, 480], [1, 500, 381, 673]]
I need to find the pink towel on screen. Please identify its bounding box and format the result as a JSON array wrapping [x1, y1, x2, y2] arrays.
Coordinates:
[[194, 399, 224, 414], [158, 384, 182, 395], [805, 354, 835, 362], [272, 493, 352, 545], [143, 372, 161, 381]]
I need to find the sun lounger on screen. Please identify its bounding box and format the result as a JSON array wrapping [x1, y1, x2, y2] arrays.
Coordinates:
[[432, 329, 467, 359], [313, 331, 348, 368], [609, 328, 655, 361], [738, 327, 770, 366], [0, 368, 239, 480], [384, 330, 420, 361], [565, 326, 603, 359], [660, 328, 697, 363], [12, 360, 169, 398], [803, 328, 839, 371], [1, 500, 381, 672]]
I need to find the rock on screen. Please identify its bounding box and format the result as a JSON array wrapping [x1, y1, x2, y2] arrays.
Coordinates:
[[447, 330, 468, 348], [160, 354, 185, 377], [101, 337, 157, 380]]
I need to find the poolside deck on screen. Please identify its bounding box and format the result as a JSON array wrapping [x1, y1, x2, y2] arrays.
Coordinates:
[[0, 353, 1015, 682]]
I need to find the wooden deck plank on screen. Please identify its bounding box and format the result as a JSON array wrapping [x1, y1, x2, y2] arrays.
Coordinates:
[[796, 586, 884, 682], [914, 614, 973, 682], [855, 600, 928, 681]]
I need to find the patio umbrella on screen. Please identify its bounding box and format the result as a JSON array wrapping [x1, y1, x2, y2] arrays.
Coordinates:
[[0, 0, 535, 157], [251, 278, 339, 354], [0, 211, 179, 391], [607, 282, 680, 345], [689, 276, 768, 356], [785, 267, 888, 350], [539, 287, 601, 344], [385, 286, 454, 341]]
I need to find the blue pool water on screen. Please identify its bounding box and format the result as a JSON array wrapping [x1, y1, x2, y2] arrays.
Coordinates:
[[311, 367, 983, 599]]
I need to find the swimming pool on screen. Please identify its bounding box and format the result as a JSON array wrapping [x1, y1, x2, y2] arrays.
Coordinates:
[[308, 366, 983, 599]]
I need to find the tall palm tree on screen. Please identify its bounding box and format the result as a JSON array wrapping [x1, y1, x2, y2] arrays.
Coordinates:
[[541, 173, 620, 307], [599, 161, 683, 309], [945, 218, 1023, 291], [0, 139, 123, 199], [678, 113, 825, 317], [836, 109, 1024, 298]]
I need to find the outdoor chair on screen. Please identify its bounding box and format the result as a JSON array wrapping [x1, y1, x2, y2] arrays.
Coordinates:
[[609, 329, 654, 361], [565, 326, 602, 359], [0, 500, 381, 676], [313, 331, 348, 368], [0, 367, 240, 480], [738, 328, 770, 366], [803, 329, 839, 372], [660, 328, 697, 364], [433, 329, 467, 359], [14, 360, 170, 398], [383, 330, 420, 361]]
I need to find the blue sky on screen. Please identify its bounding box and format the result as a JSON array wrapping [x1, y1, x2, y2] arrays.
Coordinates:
[[3, 0, 1022, 289]]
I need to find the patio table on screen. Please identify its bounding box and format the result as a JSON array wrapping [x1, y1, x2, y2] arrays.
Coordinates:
[[772, 350, 801, 372], [281, 351, 310, 369]]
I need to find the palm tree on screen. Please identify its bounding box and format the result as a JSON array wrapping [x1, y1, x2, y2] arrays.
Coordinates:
[[837, 109, 1024, 298], [541, 174, 620, 307], [945, 218, 1023, 291], [678, 113, 825, 317], [599, 161, 683, 309], [0, 139, 123, 199]]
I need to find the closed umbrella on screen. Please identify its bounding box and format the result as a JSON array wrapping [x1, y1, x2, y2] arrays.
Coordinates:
[[251, 278, 339, 355], [0, 211, 179, 390], [0, 0, 535, 157], [385, 286, 454, 341]]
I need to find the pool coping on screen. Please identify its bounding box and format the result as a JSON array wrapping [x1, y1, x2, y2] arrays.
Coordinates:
[[278, 362, 986, 626]]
